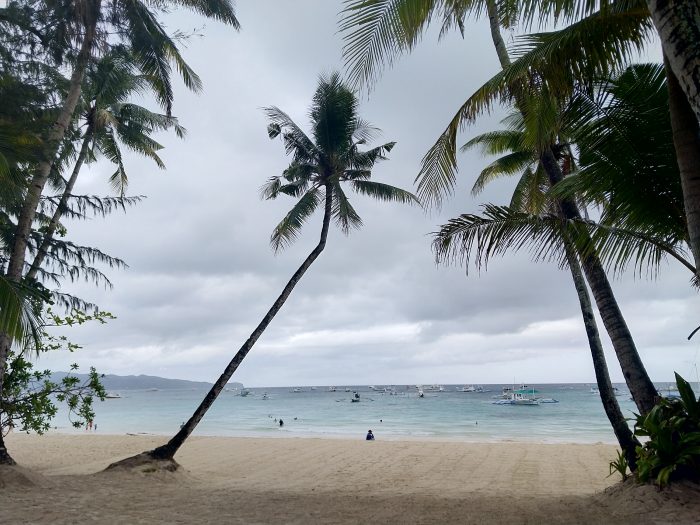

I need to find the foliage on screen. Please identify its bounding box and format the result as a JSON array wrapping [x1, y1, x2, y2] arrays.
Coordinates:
[[0, 309, 112, 435], [609, 449, 630, 481], [634, 373, 700, 487], [262, 72, 417, 251]]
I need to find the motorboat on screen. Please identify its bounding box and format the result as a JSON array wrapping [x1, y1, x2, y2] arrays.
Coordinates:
[[493, 393, 540, 406], [240, 389, 251, 397], [345, 387, 352, 392], [418, 389, 425, 398], [460, 385, 476, 392], [351, 392, 361, 403], [328, 386, 337, 392], [591, 386, 626, 396], [291, 387, 302, 393], [262, 392, 269, 400], [105, 392, 121, 399]]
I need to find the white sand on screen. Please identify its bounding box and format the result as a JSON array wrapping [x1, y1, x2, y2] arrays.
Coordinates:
[[2, 433, 699, 524]]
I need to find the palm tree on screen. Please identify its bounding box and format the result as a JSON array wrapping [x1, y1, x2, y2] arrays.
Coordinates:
[[107, 73, 417, 468], [26, 48, 185, 282], [456, 92, 652, 464], [341, 0, 659, 414], [0, 0, 239, 433], [644, 0, 700, 119]]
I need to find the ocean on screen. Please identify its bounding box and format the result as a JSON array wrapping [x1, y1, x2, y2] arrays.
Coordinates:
[[52, 382, 674, 444]]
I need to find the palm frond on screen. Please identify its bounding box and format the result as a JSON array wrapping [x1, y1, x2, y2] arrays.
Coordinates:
[[578, 219, 696, 280], [346, 141, 396, 170], [263, 106, 317, 159], [471, 151, 535, 195], [415, 4, 653, 208], [0, 277, 42, 353], [340, 0, 436, 88], [270, 188, 322, 252], [351, 179, 419, 204], [98, 128, 128, 195], [461, 129, 525, 156], [169, 0, 241, 27], [432, 204, 567, 271], [340, 0, 482, 88], [509, 164, 549, 214], [332, 182, 364, 234]]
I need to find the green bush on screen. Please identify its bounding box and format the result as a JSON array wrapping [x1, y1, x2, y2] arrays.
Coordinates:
[[634, 373, 700, 487]]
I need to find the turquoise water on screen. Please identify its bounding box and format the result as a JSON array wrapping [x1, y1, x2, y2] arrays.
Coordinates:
[[52, 383, 670, 444]]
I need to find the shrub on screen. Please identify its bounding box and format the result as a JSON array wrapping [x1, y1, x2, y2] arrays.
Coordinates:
[[634, 373, 700, 487]]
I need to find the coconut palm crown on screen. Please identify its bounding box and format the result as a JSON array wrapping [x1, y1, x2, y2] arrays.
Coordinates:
[[261, 72, 417, 251]]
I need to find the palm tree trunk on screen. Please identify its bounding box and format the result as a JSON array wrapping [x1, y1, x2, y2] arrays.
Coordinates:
[[485, 0, 510, 68], [26, 130, 93, 282], [484, 0, 657, 415], [647, 0, 700, 120], [0, 11, 99, 427], [131, 184, 334, 462], [5, 15, 98, 283], [539, 149, 657, 414], [664, 56, 700, 284], [564, 239, 639, 470]]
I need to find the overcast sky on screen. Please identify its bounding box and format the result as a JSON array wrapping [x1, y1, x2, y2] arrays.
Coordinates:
[[38, 1, 700, 387]]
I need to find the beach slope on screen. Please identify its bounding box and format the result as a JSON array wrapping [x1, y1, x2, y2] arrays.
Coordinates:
[[3, 434, 698, 524]]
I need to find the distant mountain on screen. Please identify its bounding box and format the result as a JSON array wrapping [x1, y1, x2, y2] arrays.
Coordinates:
[[50, 372, 244, 391]]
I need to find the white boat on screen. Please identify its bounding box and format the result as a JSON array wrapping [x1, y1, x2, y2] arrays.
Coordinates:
[[418, 389, 425, 398], [345, 387, 352, 392], [460, 385, 476, 392], [368, 385, 378, 391], [328, 386, 337, 392], [659, 386, 681, 399], [240, 389, 251, 397], [351, 392, 360, 403], [105, 392, 121, 399], [291, 387, 302, 393], [493, 393, 540, 406], [591, 386, 626, 396], [262, 392, 269, 400]]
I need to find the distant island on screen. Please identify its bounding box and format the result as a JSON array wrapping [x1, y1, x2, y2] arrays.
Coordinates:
[[50, 372, 243, 391]]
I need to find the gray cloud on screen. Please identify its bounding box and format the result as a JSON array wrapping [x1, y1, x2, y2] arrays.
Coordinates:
[[37, 1, 700, 387]]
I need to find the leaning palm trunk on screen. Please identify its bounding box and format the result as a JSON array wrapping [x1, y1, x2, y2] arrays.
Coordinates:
[[664, 57, 700, 285], [647, 0, 700, 121], [564, 239, 639, 470], [0, 14, 99, 423], [108, 185, 334, 466], [26, 130, 94, 281], [482, 0, 656, 415], [539, 149, 658, 414]]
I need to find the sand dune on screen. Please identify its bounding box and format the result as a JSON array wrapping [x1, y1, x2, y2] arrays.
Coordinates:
[[2, 433, 699, 524]]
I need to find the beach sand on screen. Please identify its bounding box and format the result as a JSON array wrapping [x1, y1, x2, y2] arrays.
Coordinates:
[[2, 433, 699, 524]]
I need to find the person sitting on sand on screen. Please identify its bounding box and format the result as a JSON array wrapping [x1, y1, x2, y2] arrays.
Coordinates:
[[366, 430, 374, 440]]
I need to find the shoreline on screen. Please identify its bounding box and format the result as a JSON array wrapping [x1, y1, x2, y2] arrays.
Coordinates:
[[4, 433, 698, 524], [40, 427, 620, 446]]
